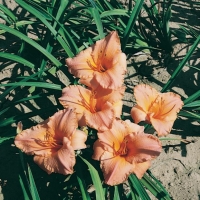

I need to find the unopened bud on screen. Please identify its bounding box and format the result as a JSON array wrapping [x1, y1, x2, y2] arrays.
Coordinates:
[[17, 121, 23, 134], [80, 126, 88, 135]]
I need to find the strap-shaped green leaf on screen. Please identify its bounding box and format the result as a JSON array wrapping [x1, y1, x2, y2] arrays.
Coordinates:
[[122, 0, 144, 51], [19, 175, 31, 200], [183, 100, 200, 108], [0, 136, 14, 144], [27, 165, 41, 200], [0, 4, 17, 23], [76, 164, 91, 200], [141, 173, 171, 200], [184, 90, 200, 105], [0, 24, 62, 67], [0, 82, 62, 90], [129, 174, 151, 200], [89, 6, 105, 39], [0, 52, 34, 68], [100, 9, 129, 18], [161, 35, 200, 92], [0, 106, 57, 127], [79, 156, 105, 200], [179, 110, 200, 120]]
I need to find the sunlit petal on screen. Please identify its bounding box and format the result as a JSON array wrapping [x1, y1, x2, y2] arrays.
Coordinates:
[[96, 86, 125, 105], [92, 119, 161, 185], [97, 119, 127, 151], [71, 129, 87, 150], [59, 85, 92, 115], [92, 31, 121, 66], [131, 84, 183, 136], [158, 92, 183, 121], [65, 31, 127, 90], [84, 104, 115, 131], [101, 156, 133, 186], [134, 84, 159, 112], [14, 109, 78, 156], [92, 140, 111, 160], [34, 137, 75, 175], [15, 121, 54, 156], [113, 100, 123, 118], [131, 105, 147, 123], [125, 133, 162, 163], [15, 108, 88, 175], [94, 53, 126, 89], [133, 161, 151, 179], [66, 47, 94, 79], [150, 117, 174, 136], [47, 109, 78, 139], [79, 76, 99, 91]]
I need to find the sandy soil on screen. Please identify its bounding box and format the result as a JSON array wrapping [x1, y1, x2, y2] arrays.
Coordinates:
[[0, 0, 200, 200]]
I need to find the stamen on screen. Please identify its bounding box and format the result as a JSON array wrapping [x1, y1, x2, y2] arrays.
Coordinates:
[[116, 138, 128, 156], [89, 91, 97, 113], [87, 59, 106, 73], [35, 134, 59, 148], [77, 87, 97, 113], [159, 98, 176, 117]]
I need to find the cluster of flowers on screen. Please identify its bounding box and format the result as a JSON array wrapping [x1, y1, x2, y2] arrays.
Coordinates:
[[15, 31, 183, 186]]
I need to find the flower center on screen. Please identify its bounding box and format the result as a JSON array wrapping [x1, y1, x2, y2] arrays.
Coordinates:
[[78, 89, 97, 113], [35, 131, 61, 148], [148, 96, 176, 119], [116, 138, 128, 156], [87, 59, 106, 73]]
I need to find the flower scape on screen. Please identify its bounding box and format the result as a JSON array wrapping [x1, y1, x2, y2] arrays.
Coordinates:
[[15, 31, 183, 186]]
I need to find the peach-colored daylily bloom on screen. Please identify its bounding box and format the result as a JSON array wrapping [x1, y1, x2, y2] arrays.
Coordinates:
[[14, 109, 87, 175], [59, 85, 125, 131], [66, 31, 127, 90], [92, 119, 162, 186], [131, 84, 183, 136]]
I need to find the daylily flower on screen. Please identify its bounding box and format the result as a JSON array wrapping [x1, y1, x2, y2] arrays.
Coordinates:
[[92, 119, 162, 186], [66, 31, 127, 90], [131, 84, 184, 136], [14, 109, 87, 175], [59, 85, 125, 131]]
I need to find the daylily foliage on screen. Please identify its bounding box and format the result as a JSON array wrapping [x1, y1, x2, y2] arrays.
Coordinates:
[[15, 31, 183, 187]]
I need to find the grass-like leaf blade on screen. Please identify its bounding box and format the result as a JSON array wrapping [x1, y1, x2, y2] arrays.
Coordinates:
[[19, 175, 31, 200], [184, 90, 200, 105], [129, 174, 151, 200], [179, 110, 200, 120], [0, 24, 62, 67], [89, 6, 105, 39], [76, 162, 91, 200], [0, 82, 62, 90], [27, 165, 40, 200], [0, 4, 17, 23], [122, 0, 144, 51], [161, 35, 200, 92], [100, 9, 129, 18], [0, 52, 34, 68], [183, 100, 200, 108], [140, 173, 171, 200], [16, 0, 74, 58], [79, 156, 105, 200], [0, 136, 14, 144], [0, 106, 57, 127]]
